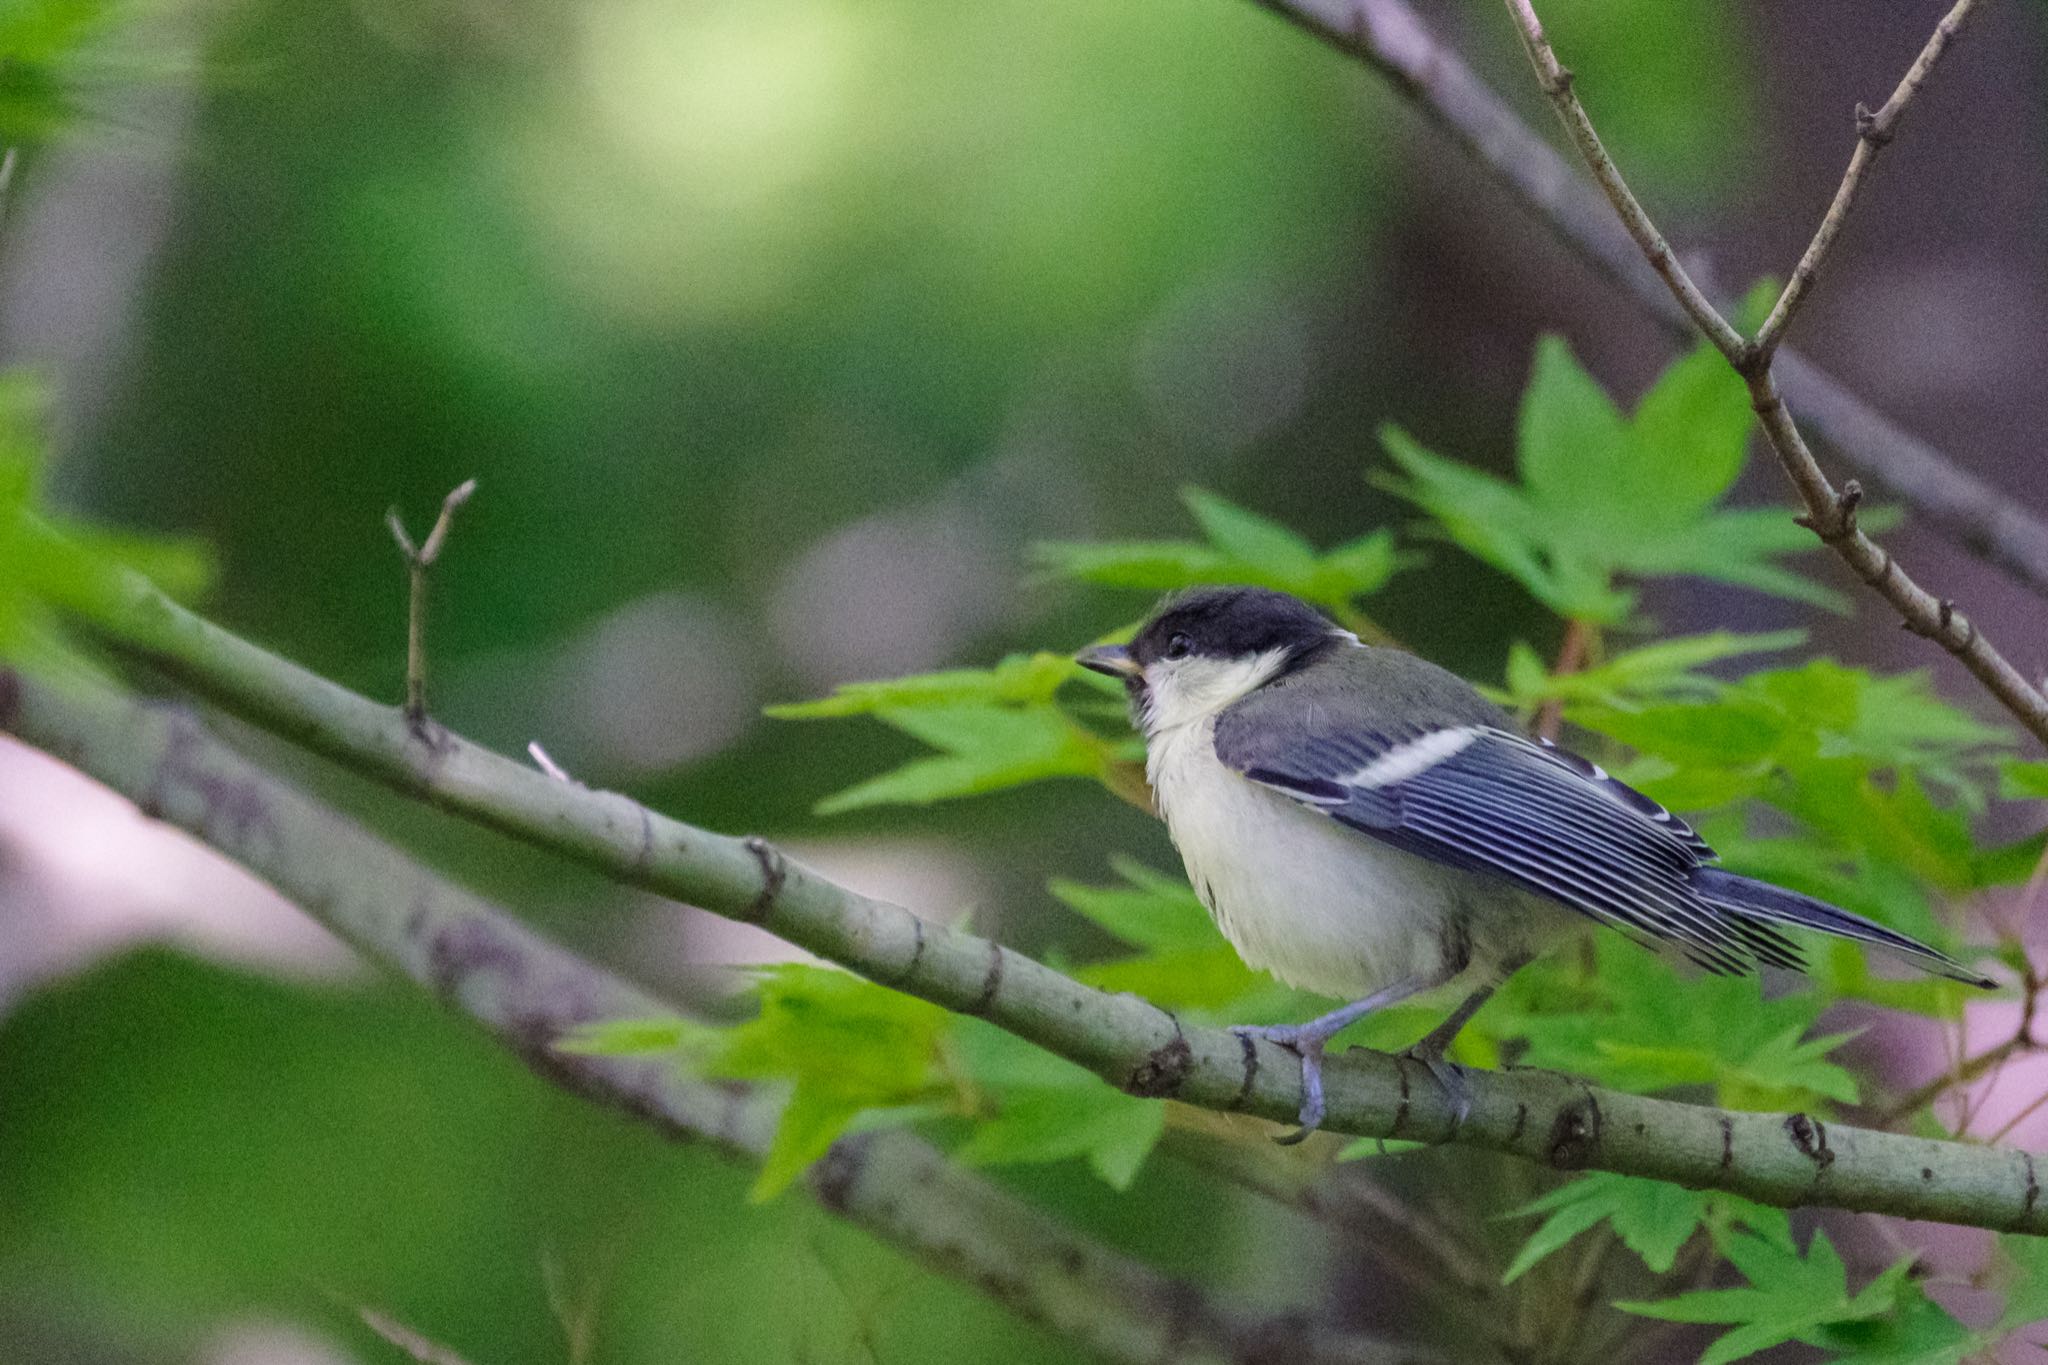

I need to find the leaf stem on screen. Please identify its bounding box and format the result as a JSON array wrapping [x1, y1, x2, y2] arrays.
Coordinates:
[[1532, 617, 1595, 742]]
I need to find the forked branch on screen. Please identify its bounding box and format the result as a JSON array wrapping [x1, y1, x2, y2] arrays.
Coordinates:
[[1245, 0, 2048, 603], [1501, 0, 2048, 748], [1752, 0, 1982, 359], [387, 478, 477, 727]]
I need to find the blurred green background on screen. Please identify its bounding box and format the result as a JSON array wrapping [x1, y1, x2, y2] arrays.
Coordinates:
[[2, 0, 2045, 1359]]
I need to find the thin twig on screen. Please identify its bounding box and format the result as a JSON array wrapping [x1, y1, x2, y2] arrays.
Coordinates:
[[1500, 0, 1747, 364], [1752, 0, 1982, 359], [0, 147, 19, 272], [1749, 394, 2048, 748], [541, 1255, 603, 1365], [1163, 1126, 1497, 1303], [1501, 1, 2048, 749], [387, 478, 478, 727], [1882, 1034, 2031, 1126], [1984, 1084, 2048, 1147], [1546, 1225, 1616, 1365], [1959, 1036, 2018, 1138], [353, 1307, 477, 1365]]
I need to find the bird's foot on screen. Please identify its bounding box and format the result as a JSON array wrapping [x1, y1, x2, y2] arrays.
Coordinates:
[[1231, 1023, 1329, 1144], [1398, 1043, 1473, 1131], [1228, 980, 1440, 1145]]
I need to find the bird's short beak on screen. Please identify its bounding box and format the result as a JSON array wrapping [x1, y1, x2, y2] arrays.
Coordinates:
[[1077, 643, 1140, 678]]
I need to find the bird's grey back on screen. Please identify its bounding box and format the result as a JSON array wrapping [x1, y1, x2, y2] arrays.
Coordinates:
[[1215, 644, 1507, 766]]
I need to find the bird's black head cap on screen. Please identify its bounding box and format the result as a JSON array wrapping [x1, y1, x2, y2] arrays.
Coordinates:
[[1129, 587, 1340, 668]]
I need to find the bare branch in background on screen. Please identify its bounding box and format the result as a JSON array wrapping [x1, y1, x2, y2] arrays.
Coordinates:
[[1246, 0, 2048, 604], [1498, 0, 2048, 747]]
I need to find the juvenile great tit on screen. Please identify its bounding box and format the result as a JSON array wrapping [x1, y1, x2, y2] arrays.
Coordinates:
[[1078, 585, 1992, 1141]]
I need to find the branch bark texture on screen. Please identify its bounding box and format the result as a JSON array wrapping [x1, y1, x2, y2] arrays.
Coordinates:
[[22, 569, 2048, 1237], [1247, 0, 2048, 605], [0, 663, 1416, 1365]]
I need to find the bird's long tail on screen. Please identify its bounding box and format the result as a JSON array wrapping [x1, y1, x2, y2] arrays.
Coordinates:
[[1691, 867, 1995, 988]]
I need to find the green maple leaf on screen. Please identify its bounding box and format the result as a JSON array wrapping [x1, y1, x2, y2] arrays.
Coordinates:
[[1502, 1172, 1788, 1284], [1619, 1230, 1929, 1365], [1377, 335, 1883, 625], [948, 1018, 1166, 1189]]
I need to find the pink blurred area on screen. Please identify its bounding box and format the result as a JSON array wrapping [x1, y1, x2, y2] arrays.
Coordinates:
[[0, 731, 990, 1011], [0, 736, 362, 1008], [1851, 878, 2048, 1350]]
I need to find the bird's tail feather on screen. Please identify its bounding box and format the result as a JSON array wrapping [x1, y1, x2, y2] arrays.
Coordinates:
[[1691, 867, 1995, 988]]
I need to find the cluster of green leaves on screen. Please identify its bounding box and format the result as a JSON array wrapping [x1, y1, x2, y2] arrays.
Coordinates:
[[743, 332, 2048, 1360], [1508, 1176, 2048, 1363], [563, 964, 1164, 1202], [1052, 856, 1312, 1019], [1490, 627, 1808, 712], [0, 371, 211, 662], [1567, 660, 2029, 1010], [1623, 1226, 2048, 1365], [1493, 937, 1863, 1111], [763, 651, 1133, 815], [1503, 1171, 1788, 1285]]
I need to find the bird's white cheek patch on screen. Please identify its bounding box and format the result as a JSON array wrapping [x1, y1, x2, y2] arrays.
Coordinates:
[[1144, 648, 1294, 732], [1341, 726, 1485, 789]]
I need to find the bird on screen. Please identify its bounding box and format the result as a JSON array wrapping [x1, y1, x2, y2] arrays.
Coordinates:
[[1076, 585, 1994, 1141]]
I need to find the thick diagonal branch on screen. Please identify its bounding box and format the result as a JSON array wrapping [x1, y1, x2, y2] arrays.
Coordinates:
[[0, 665, 1417, 1365], [1500, 0, 2048, 748], [1246, 0, 2048, 604], [20, 565, 2048, 1236]]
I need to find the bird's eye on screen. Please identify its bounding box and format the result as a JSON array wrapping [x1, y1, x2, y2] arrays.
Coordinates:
[[1165, 632, 1193, 660]]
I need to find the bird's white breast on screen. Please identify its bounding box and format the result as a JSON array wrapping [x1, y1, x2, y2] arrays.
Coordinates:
[[1146, 716, 1557, 1000]]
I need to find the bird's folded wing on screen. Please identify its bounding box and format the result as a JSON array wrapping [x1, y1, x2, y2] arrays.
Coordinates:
[[1212, 718, 1791, 974]]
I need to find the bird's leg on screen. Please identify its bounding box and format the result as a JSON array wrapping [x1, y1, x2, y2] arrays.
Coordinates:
[[1397, 984, 1491, 1129], [1232, 977, 1432, 1145], [1405, 981, 1497, 1061], [1399, 956, 1530, 1129]]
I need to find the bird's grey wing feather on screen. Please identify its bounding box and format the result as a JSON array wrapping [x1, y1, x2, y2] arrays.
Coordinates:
[[1213, 684, 1797, 973]]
